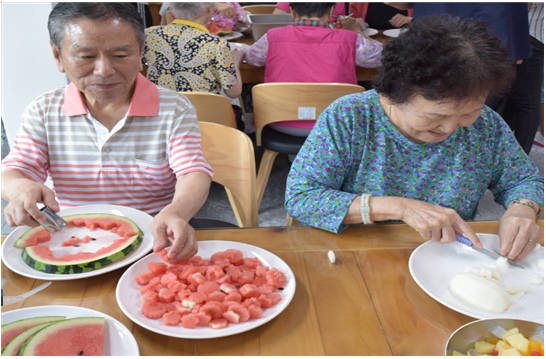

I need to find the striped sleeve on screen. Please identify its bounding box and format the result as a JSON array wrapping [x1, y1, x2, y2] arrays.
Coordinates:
[[1, 98, 50, 183], [168, 95, 214, 179]]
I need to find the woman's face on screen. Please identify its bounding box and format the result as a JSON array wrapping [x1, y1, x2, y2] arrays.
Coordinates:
[[382, 95, 485, 144]]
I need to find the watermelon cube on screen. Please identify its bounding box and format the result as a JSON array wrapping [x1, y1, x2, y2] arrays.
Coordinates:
[[158, 288, 176, 303], [135, 271, 156, 286], [188, 292, 207, 304], [200, 302, 224, 319], [224, 249, 244, 264], [207, 291, 226, 302], [242, 297, 261, 308], [253, 276, 268, 286], [258, 284, 276, 295], [194, 312, 212, 327], [148, 262, 168, 275], [142, 302, 168, 319], [206, 265, 225, 280], [160, 272, 178, 287], [140, 284, 157, 295], [162, 311, 181, 326], [214, 274, 231, 284], [248, 304, 263, 319], [177, 289, 192, 301], [149, 276, 162, 286], [179, 266, 200, 280], [243, 257, 262, 269], [167, 280, 186, 293], [209, 318, 228, 329], [67, 236, 81, 245], [197, 281, 220, 295], [237, 275, 254, 286], [82, 235, 92, 244], [255, 265, 269, 277], [266, 268, 287, 288], [181, 314, 200, 329], [212, 258, 230, 269], [227, 303, 250, 322], [187, 272, 206, 286], [239, 284, 259, 298], [60, 240, 73, 247], [176, 303, 192, 316], [223, 310, 240, 324], [224, 292, 242, 303], [140, 291, 159, 305]]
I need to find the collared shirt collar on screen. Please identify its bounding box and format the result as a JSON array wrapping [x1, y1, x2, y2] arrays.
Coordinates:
[[171, 19, 210, 33], [294, 19, 330, 28], [64, 73, 160, 117]]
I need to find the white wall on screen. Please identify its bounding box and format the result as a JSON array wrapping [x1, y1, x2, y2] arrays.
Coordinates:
[[1, 2, 68, 147]]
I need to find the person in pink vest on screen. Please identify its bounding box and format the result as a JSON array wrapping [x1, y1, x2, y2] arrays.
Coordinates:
[[246, 2, 383, 136]]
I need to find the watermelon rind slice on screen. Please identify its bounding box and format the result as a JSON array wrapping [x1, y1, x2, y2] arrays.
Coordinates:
[[13, 227, 52, 249], [1, 316, 66, 351], [18, 317, 105, 356], [1, 320, 64, 356], [22, 234, 143, 274], [63, 213, 144, 237]]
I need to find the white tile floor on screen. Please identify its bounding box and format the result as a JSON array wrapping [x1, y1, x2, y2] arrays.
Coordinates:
[[1, 135, 544, 234]]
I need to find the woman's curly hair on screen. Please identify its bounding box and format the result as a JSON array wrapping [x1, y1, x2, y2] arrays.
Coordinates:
[[373, 14, 516, 104]]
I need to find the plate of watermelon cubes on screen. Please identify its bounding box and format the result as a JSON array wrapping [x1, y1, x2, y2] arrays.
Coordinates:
[[116, 240, 296, 339], [1, 305, 139, 356], [2, 205, 153, 281]]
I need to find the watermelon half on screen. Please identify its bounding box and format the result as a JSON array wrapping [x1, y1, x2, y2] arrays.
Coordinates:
[[1, 316, 65, 351], [17, 213, 144, 274], [1, 320, 64, 356], [18, 317, 104, 356]]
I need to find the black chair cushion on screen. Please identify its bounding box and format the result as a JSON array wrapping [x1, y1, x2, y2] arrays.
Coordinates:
[[262, 126, 308, 155]]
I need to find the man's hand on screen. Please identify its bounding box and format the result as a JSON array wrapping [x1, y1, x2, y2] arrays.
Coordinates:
[[3, 173, 59, 227], [216, 3, 237, 19], [151, 205, 198, 263]]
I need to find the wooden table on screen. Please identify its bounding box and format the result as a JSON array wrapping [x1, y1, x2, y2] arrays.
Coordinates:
[[2, 221, 543, 356], [235, 30, 390, 84]]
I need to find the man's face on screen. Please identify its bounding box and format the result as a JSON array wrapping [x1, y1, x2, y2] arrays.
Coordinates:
[[51, 18, 143, 105]]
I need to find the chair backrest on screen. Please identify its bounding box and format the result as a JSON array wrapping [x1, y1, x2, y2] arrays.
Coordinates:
[[181, 92, 237, 129], [165, 10, 174, 24], [242, 5, 277, 14], [252, 83, 366, 145], [199, 122, 258, 227]]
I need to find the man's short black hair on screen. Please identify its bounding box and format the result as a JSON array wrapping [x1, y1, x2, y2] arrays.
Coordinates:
[[374, 14, 516, 104], [289, 3, 336, 18]]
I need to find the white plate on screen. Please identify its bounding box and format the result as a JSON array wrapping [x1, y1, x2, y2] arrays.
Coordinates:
[[383, 28, 407, 38], [218, 31, 243, 41], [409, 233, 544, 323], [1, 305, 139, 356], [2, 205, 153, 281], [363, 27, 378, 37], [116, 240, 296, 339]]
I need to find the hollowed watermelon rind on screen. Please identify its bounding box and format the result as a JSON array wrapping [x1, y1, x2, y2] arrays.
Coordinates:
[[18, 317, 105, 356], [14, 227, 52, 249], [1, 316, 66, 351], [22, 234, 143, 274], [63, 213, 144, 237]]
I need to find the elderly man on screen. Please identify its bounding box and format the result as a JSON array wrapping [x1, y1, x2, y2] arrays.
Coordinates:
[[143, 2, 244, 99], [1, 3, 211, 262]]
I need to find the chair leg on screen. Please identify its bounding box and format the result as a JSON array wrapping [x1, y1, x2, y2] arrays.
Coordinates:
[[256, 149, 279, 209], [285, 213, 301, 226], [225, 187, 244, 227]]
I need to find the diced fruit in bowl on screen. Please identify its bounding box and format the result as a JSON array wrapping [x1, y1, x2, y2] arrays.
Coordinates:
[[134, 249, 288, 330]]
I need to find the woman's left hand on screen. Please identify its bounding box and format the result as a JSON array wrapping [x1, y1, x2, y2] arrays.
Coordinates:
[[498, 204, 541, 261], [216, 3, 237, 19], [389, 14, 412, 28]]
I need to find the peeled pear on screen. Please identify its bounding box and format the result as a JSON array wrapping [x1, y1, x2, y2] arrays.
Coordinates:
[[450, 273, 512, 313]]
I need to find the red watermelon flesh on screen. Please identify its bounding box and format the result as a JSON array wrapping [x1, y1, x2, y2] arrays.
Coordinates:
[[206, 20, 232, 36], [18, 317, 104, 356], [13, 227, 52, 248]]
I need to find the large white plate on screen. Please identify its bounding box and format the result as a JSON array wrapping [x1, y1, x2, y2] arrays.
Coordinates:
[[116, 240, 296, 339], [409, 233, 544, 323], [2, 205, 153, 281], [383, 28, 408, 38], [363, 27, 379, 37], [1, 305, 139, 356], [218, 31, 243, 41]]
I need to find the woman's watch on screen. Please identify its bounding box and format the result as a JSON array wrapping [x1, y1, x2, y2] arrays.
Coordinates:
[[508, 198, 539, 215]]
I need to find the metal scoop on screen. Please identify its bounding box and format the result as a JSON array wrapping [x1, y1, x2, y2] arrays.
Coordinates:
[[36, 206, 67, 234]]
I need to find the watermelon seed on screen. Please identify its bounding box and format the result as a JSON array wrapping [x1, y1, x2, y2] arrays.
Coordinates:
[[91, 238, 96, 241], [78, 351, 83, 355], [278, 287, 284, 290], [71, 236, 75, 238], [236, 285, 241, 289]]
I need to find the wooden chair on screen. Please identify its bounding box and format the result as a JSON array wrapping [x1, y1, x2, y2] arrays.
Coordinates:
[[180, 92, 237, 129], [165, 10, 174, 25], [252, 82, 366, 209], [242, 5, 277, 14], [199, 122, 258, 227]]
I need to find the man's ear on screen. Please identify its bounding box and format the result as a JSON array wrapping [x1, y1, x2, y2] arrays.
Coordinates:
[[289, 7, 296, 20], [50, 42, 66, 73]]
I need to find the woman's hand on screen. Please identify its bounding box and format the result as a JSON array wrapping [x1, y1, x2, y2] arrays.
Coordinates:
[[389, 14, 412, 28], [498, 204, 541, 261], [337, 17, 361, 33], [151, 204, 198, 263], [398, 198, 483, 247]]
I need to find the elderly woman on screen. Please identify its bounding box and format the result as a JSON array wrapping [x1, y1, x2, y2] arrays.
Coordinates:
[[143, 2, 244, 99], [285, 15, 544, 262], [2, 3, 212, 262]]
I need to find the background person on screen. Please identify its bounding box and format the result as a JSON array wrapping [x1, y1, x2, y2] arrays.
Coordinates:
[[1, 3, 212, 262], [285, 15, 544, 262]]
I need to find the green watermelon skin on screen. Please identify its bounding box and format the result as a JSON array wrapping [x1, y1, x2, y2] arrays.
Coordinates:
[[18, 317, 104, 356], [22, 234, 143, 274]]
